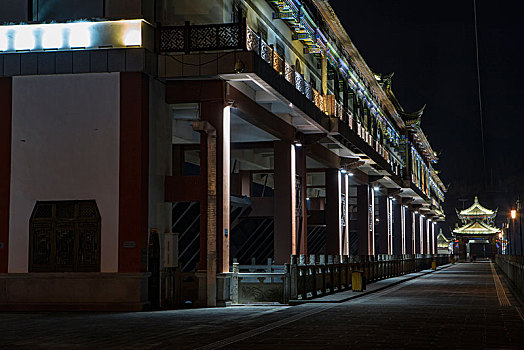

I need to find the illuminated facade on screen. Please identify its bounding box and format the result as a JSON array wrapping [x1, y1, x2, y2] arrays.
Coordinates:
[[453, 196, 500, 260], [0, 0, 446, 310]]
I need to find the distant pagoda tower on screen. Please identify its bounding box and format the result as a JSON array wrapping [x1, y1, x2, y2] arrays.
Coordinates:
[[453, 196, 500, 261]]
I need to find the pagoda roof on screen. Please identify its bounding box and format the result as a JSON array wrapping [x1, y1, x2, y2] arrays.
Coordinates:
[[453, 221, 500, 235], [457, 196, 496, 218], [437, 232, 452, 248]]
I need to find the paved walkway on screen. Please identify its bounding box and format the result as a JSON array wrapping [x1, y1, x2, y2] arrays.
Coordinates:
[[1, 263, 523, 349]]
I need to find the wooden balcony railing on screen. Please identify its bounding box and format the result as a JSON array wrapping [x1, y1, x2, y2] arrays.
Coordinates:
[[159, 21, 246, 53]]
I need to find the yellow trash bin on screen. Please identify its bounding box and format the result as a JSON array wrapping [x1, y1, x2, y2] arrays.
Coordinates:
[[431, 261, 437, 270], [352, 271, 365, 292]]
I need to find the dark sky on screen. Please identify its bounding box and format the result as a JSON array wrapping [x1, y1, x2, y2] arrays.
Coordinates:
[[330, 0, 524, 227]]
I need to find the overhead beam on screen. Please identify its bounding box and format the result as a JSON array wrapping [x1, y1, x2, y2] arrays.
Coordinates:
[[302, 132, 327, 145], [341, 157, 361, 166], [227, 85, 296, 142], [387, 188, 402, 196], [306, 143, 340, 169], [231, 141, 274, 150], [166, 80, 224, 104], [402, 197, 415, 205], [368, 175, 384, 183]]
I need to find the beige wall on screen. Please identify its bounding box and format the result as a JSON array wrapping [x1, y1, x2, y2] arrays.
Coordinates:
[[9, 73, 120, 273]]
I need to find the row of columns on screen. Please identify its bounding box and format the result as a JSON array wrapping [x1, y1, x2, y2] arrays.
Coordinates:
[[256, 146, 441, 261], [273, 167, 440, 262], [166, 80, 439, 307]]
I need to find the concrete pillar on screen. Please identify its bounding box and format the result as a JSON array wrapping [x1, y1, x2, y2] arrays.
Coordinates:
[[198, 101, 231, 307], [458, 236, 466, 261], [118, 73, 149, 273], [426, 219, 431, 254], [296, 145, 308, 255], [274, 140, 296, 264], [431, 221, 436, 254], [413, 212, 418, 254], [405, 207, 415, 254], [387, 197, 394, 255], [172, 144, 185, 176], [392, 201, 402, 255], [342, 174, 349, 256], [198, 132, 209, 271], [420, 215, 425, 254], [376, 194, 388, 254], [420, 215, 426, 254], [231, 170, 251, 196], [325, 169, 341, 256], [357, 185, 374, 255]]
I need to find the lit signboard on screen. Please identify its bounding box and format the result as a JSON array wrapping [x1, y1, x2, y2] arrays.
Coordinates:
[[0, 19, 147, 53]]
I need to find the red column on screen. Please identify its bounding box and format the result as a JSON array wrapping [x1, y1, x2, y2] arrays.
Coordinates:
[[325, 168, 340, 256], [200, 101, 229, 274], [118, 72, 149, 273], [405, 207, 413, 254], [376, 194, 388, 254], [231, 170, 251, 196], [274, 140, 296, 264], [0, 77, 12, 273], [296, 145, 307, 255], [357, 185, 373, 255], [392, 202, 402, 255], [198, 132, 208, 271]]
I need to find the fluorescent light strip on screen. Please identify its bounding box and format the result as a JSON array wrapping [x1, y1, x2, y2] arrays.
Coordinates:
[[0, 20, 142, 53]]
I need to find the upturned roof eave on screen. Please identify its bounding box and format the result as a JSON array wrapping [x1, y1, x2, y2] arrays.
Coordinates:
[[453, 221, 500, 234], [458, 196, 496, 216]]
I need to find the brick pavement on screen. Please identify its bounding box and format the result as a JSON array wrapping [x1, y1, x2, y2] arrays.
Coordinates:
[[1, 262, 523, 349]]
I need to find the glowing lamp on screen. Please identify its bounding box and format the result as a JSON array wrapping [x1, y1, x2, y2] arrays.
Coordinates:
[[340, 169, 347, 174], [511, 209, 517, 219], [373, 186, 380, 192]]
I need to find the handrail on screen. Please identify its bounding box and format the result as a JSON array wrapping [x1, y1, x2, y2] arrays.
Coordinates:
[[227, 254, 450, 304], [289, 253, 449, 301], [495, 254, 524, 296]]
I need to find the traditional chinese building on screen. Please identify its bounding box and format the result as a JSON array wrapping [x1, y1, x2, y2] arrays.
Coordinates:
[[436, 230, 452, 254], [453, 196, 500, 260], [0, 0, 446, 310]]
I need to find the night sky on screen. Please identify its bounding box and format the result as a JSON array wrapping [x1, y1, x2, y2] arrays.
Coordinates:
[[330, 0, 524, 229]]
